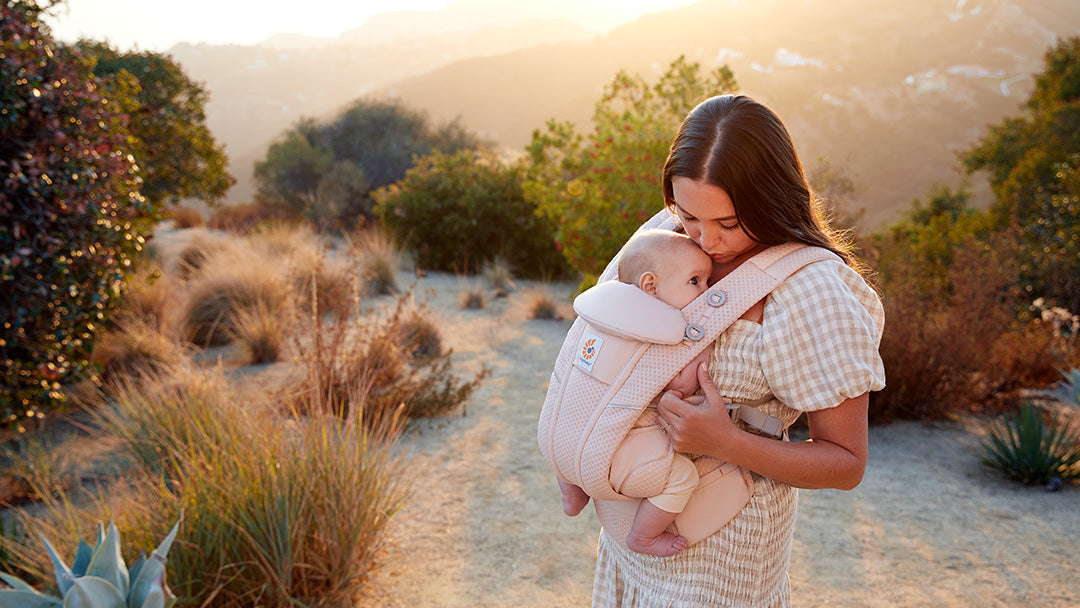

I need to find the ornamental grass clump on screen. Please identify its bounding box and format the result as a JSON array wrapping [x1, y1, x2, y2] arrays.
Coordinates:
[[178, 248, 291, 347], [91, 371, 409, 606], [980, 401, 1080, 486], [291, 292, 488, 421]]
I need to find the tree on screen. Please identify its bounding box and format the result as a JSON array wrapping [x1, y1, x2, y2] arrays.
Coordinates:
[[1, 2, 154, 425], [522, 56, 737, 286], [374, 148, 568, 278], [254, 98, 482, 226], [76, 40, 234, 207], [964, 37, 1080, 310]]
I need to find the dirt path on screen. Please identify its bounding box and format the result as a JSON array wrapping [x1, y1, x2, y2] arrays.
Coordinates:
[[358, 273, 1079, 607]]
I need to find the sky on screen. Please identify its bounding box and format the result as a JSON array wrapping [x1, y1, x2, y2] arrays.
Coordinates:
[[45, 0, 696, 52]]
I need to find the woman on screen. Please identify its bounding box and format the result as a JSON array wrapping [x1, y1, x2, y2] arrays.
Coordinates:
[[590, 95, 885, 606]]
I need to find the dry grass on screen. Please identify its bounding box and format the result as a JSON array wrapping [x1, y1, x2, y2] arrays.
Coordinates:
[[90, 313, 186, 384], [231, 300, 288, 364], [524, 287, 562, 320], [347, 228, 400, 296], [167, 205, 205, 229], [0, 369, 410, 607], [289, 293, 489, 422], [483, 259, 516, 298], [459, 286, 485, 310], [178, 247, 292, 347], [207, 202, 298, 234], [175, 234, 229, 281], [117, 262, 176, 330]]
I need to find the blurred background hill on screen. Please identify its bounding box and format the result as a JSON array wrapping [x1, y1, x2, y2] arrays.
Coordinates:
[[163, 0, 1080, 230]]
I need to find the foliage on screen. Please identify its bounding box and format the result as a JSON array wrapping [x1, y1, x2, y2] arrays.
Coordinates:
[[0, 519, 180, 608], [522, 55, 737, 287], [374, 148, 569, 278], [85, 371, 410, 606], [867, 223, 1065, 422], [0, 3, 156, 427], [255, 99, 482, 227], [1063, 368, 1080, 407], [963, 36, 1080, 311], [291, 293, 490, 421], [76, 40, 234, 208], [980, 401, 1080, 485]]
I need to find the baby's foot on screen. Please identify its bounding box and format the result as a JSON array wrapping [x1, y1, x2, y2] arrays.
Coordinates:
[[560, 484, 590, 516], [625, 531, 690, 557]]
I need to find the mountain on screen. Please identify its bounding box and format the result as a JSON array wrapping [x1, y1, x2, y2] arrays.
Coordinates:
[[169, 0, 1080, 231]]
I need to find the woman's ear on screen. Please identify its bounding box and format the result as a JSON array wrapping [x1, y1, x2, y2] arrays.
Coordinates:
[[639, 272, 658, 296]]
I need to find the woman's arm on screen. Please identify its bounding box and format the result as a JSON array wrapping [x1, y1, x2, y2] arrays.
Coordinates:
[[657, 364, 868, 490]]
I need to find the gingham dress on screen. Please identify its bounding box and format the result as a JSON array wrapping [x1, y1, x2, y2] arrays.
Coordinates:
[[592, 258, 886, 608]]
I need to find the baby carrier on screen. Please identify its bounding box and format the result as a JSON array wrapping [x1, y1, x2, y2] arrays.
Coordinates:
[[537, 229, 839, 544]]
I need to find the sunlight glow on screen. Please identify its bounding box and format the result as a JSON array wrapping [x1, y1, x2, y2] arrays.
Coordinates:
[[46, 0, 697, 52]]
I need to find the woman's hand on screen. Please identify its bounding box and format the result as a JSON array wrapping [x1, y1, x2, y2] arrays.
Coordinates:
[[657, 363, 736, 457]]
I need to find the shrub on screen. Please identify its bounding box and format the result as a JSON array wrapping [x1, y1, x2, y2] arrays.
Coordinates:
[[459, 286, 485, 310], [230, 300, 286, 364], [116, 263, 175, 331], [980, 401, 1080, 485], [90, 314, 185, 385], [178, 250, 291, 346], [374, 148, 570, 279], [63, 371, 410, 606], [523, 56, 736, 286], [347, 227, 399, 296], [168, 205, 205, 228], [867, 225, 1068, 421], [174, 235, 227, 281], [207, 202, 298, 234], [484, 259, 515, 297], [525, 288, 563, 320], [290, 294, 488, 421], [1, 4, 158, 425]]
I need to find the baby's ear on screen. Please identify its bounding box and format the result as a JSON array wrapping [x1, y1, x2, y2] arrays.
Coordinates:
[[639, 272, 658, 296]]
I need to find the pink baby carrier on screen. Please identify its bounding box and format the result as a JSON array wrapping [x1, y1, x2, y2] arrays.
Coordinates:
[[537, 226, 839, 545]]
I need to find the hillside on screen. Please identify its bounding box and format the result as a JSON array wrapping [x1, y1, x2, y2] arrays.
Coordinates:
[[169, 0, 1080, 230]]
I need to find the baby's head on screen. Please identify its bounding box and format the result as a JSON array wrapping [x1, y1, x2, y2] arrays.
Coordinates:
[[618, 229, 712, 309]]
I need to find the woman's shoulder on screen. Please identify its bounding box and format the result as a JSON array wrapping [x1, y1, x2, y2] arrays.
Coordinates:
[[766, 257, 884, 336], [775, 257, 877, 302]]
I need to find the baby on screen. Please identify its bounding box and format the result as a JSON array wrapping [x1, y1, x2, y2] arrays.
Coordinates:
[[557, 228, 713, 557]]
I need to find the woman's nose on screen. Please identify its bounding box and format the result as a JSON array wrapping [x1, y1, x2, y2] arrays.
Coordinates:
[[698, 225, 721, 252]]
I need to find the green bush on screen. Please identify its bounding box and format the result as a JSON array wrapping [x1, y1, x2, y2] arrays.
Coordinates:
[[522, 56, 736, 287], [980, 401, 1080, 485], [375, 148, 570, 279], [0, 4, 158, 426]]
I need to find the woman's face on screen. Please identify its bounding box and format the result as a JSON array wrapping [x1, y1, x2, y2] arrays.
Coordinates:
[[669, 176, 765, 266]]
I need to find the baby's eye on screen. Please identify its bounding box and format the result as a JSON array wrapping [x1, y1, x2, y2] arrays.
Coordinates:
[[690, 277, 699, 286]]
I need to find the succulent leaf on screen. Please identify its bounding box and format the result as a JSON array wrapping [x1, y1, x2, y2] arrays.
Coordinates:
[[39, 533, 74, 596], [127, 553, 146, 587], [86, 523, 129, 597], [135, 584, 164, 608], [62, 576, 124, 608], [72, 540, 94, 578], [0, 572, 34, 590], [127, 520, 179, 608], [0, 589, 63, 608]]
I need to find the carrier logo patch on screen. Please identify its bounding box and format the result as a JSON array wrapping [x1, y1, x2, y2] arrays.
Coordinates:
[[576, 333, 604, 372]]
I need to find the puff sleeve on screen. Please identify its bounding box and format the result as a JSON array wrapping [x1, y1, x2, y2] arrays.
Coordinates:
[[760, 260, 886, 412]]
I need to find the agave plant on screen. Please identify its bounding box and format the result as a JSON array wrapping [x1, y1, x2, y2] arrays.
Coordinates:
[[980, 401, 1080, 485], [0, 520, 180, 608], [1061, 367, 1080, 407]]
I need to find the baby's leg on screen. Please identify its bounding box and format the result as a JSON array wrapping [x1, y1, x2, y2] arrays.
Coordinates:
[[625, 499, 689, 557], [557, 477, 590, 516]]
